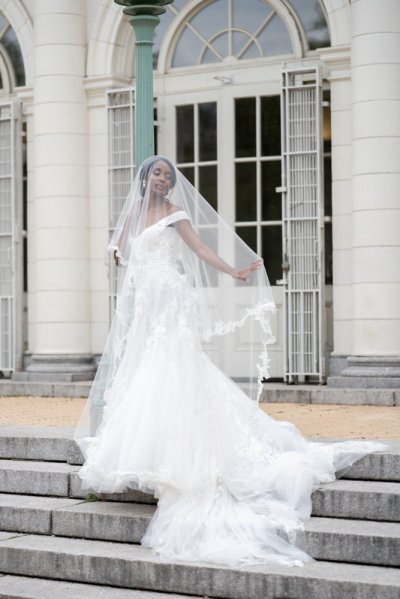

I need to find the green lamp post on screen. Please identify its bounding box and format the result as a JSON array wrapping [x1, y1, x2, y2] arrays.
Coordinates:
[[114, 0, 173, 167]]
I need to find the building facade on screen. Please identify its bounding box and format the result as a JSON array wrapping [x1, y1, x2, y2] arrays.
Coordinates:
[[0, 0, 399, 387]]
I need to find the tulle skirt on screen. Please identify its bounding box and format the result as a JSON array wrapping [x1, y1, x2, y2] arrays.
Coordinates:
[[77, 324, 386, 567]]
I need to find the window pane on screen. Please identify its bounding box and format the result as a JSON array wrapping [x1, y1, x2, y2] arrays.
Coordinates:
[[172, 27, 203, 67], [180, 167, 194, 186], [258, 15, 292, 56], [190, 0, 226, 39], [2, 26, 25, 86], [233, 31, 254, 56], [208, 32, 228, 58], [236, 226, 257, 254], [199, 165, 217, 211], [325, 221, 332, 284], [172, 0, 189, 8], [324, 156, 332, 216], [232, 0, 273, 33], [262, 225, 282, 284], [289, 0, 330, 50], [152, 8, 175, 68], [199, 102, 217, 161], [240, 43, 262, 61], [323, 90, 331, 153], [261, 96, 281, 156], [202, 47, 220, 64], [176, 105, 194, 163], [262, 161, 281, 221], [235, 98, 256, 158], [235, 162, 256, 221]]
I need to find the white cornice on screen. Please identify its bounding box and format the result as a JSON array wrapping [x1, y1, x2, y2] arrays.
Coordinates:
[[319, 45, 351, 80], [84, 75, 132, 107], [14, 85, 33, 115]]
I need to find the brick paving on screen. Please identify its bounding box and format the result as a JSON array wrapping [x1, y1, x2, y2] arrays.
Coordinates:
[[0, 396, 398, 439]]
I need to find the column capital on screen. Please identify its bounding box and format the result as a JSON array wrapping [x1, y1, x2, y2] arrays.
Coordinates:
[[114, 0, 173, 34]]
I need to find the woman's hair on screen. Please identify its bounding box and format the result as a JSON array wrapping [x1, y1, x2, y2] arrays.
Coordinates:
[[139, 156, 177, 196]]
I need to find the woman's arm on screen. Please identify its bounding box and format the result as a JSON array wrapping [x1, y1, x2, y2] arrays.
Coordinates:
[[174, 219, 262, 281], [112, 211, 134, 266]]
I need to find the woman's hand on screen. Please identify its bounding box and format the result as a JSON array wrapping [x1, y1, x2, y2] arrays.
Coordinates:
[[113, 250, 120, 267], [231, 259, 263, 281]]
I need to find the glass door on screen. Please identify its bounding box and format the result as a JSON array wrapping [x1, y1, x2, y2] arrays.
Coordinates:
[[161, 86, 284, 379]]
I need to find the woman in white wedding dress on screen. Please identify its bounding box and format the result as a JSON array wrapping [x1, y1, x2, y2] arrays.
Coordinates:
[[74, 155, 386, 568]]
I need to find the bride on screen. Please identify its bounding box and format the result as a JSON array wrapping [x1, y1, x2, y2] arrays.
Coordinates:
[[74, 155, 386, 567]]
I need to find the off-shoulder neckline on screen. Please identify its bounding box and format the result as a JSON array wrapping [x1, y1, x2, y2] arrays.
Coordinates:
[[143, 210, 188, 232]]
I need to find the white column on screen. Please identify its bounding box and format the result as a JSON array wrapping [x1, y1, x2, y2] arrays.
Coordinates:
[[330, 0, 400, 386], [30, 0, 92, 376], [320, 47, 353, 378], [326, 53, 353, 355], [351, 0, 400, 355]]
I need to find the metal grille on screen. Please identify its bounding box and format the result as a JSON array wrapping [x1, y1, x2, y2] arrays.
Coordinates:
[[281, 67, 325, 382], [0, 101, 22, 372], [107, 88, 135, 321]]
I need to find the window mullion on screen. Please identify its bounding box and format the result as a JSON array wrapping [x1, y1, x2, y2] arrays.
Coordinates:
[[256, 96, 262, 256]]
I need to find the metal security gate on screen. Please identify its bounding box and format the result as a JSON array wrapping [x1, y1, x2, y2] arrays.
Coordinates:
[[107, 88, 135, 320], [280, 67, 325, 383], [0, 100, 22, 373]]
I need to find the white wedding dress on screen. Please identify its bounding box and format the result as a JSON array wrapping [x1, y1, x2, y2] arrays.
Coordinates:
[[77, 211, 386, 567]]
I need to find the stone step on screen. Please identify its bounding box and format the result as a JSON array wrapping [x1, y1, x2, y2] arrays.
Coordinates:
[[69, 441, 400, 482], [301, 517, 400, 567], [0, 380, 91, 398], [1, 459, 399, 521], [1, 494, 399, 567], [0, 533, 399, 599], [12, 372, 95, 383], [0, 494, 85, 534], [0, 575, 188, 599], [49, 505, 400, 568], [311, 479, 400, 521], [69, 471, 156, 504], [261, 385, 400, 405], [71, 473, 400, 522], [1, 427, 398, 483], [337, 442, 400, 482], [0, 426, 73, 462], [0, 460, 78, 497]]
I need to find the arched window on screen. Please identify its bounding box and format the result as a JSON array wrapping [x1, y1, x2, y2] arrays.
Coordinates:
[[0, 13, 25, 92], [173, 0, 292, 66], [153, 0, 330, 70]]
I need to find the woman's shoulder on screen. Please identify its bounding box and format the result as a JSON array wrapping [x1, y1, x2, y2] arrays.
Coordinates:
[[167, 203, 185, 215], [166, 205, 190, 227]]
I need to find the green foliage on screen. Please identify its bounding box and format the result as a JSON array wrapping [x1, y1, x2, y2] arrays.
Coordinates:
[[84, 492, 100, 502]]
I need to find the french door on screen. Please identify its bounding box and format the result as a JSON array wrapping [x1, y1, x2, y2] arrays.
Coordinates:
[[105, 70, 333, 381], [160, 85, 285, 379]]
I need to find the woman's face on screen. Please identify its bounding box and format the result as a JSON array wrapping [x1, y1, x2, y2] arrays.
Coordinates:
[[149, 160, 172, 197]]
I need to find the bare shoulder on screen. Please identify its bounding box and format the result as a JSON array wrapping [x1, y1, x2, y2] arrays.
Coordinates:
[[167, 203, 184, 215]]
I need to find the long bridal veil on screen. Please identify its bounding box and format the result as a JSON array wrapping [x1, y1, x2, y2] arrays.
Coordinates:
[[73, 155, 387, 567], [74, 155, 276, 457]]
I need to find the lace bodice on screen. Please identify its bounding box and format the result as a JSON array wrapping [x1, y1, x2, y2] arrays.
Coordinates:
[[129, 211, 189, 283]]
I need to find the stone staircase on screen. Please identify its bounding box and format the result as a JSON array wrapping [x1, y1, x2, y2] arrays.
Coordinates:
[[0, 425, 399, 598]]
